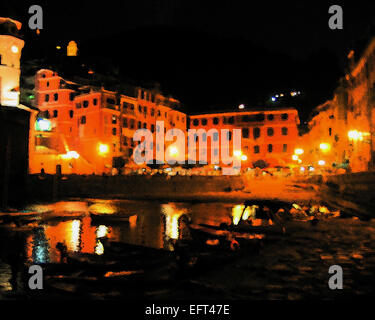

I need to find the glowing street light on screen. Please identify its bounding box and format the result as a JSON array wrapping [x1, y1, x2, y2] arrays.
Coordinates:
[[169, 146, 179, 157], [241, 155, 248, 161], [292, 155, 299, 161], [11, 45, 19, 53], [319, 143, 330, 152], [318, 160, 326, 166], [234, 150, 242, 158], [294, 148, 304, 155], [35, 118, 52, 132], [98, 144, 109, 156]]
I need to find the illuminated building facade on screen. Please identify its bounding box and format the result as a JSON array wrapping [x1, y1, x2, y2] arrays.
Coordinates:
[[31, 69, 187, 174], [189, 108, 300, 169], [300, 38, 375, 173]]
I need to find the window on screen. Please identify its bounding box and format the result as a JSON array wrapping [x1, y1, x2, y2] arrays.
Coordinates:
[[69, 92, 75, 101], [267, 114, 274, 121], [93, 98, 98, 106], [242, 128, 249, 139], [267, 128, 274, 136], [112, 128, 117, 136], [254, 145, 260, 154], [158, 110, 161, 117], [213, 117, 219, 125], [268, 144, 273, 153], [138, 106, 142, 113], [53, 110, 58, 118], [130, 119, 135, 129], [106, 98, 116, 105], [281, 113, 289, 120], [80, 116, 86, 124], [112, 116, 117, 124], [138, 121, 141, 129], [45, 94, 49, 102], [202, 133, 207, 142], [47, 81, 49, 87], [143, 123, 147, 129], [54, 93, 58, 101], [151, 108, 155, 116], [123, 118, 128, 128], [253, 127, 260, 139], [213, 132, 219, 142], [83, 100, 89, 108], [202, 118, 207, 125], [144, 106, 147, 114], [228, 117, 234, 124], [329, 128, 332, 136], [193, 119, 199, 126], [227, 131, 232, 141], [151, 124, 155, 133], [282, 127, 288, 135], [76, 102, 81, 109], [123, 136, 128, 146], [69, 110, 74, 118], [283, 144, 288, 152]]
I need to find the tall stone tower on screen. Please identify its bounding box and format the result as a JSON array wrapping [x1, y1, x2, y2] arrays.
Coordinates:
[[0, 17, 24, 107]]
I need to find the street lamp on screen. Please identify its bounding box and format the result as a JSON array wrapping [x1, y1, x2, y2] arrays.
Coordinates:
[[98, 143, 109, 156], [319, 143, 330, 152], [294, 148, 304, 155]]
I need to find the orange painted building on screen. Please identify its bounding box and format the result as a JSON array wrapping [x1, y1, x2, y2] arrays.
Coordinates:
[[30, 69, 187, 174], [189, 108, 300, 169]]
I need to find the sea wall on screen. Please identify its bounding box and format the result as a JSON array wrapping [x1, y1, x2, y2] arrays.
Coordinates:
[[26, 174, 245, 202]]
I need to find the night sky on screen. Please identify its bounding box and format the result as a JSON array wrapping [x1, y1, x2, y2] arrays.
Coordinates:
[[3, 1, 375, 123]]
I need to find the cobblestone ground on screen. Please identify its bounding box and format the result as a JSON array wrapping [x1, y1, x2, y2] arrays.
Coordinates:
[[164, 217, 375, 300]]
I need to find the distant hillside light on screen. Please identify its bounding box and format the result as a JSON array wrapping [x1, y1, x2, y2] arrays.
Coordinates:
[[238, 104, 245, 110]]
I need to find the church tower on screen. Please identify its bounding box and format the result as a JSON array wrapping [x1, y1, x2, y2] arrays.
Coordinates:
[[0, 17, 24, 107]]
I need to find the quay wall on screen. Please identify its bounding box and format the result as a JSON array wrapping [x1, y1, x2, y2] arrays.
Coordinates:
[[26, 174, 245, 202]]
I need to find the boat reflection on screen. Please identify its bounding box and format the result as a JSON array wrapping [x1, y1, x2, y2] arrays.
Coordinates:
[[25, 217, 116, 263]]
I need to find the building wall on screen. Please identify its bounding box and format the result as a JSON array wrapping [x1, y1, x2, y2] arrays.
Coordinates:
[[31, 69, 188, 174], [189, 108, 300, 169]]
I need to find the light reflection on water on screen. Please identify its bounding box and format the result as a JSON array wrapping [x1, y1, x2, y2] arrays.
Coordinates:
[[23, 200, 236, 264]]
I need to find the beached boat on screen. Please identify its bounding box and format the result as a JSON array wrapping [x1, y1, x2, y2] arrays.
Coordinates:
[[89, 213, 137, 224]]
